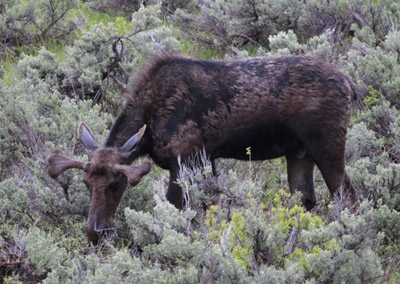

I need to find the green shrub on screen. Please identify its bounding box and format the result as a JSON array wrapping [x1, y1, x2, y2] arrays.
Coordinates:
[[268, 30, 303, 55], [0, 0, 77, 58], [346, 32, 400, 106]]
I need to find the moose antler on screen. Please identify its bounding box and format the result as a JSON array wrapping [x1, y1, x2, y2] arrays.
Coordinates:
[[113, 161, 152, 186], [47, 150, 89, 179]]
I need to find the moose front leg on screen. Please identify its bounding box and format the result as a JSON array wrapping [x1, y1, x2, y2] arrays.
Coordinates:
[[165, 158, 218, 210], [211, 159, 217, 176], [166, 167, 185, 210], [286, 153, 316, 211]]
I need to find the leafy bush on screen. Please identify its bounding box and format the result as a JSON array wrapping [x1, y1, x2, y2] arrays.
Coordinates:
[[346, 37, 400, 106], [171, 0, 307, 54], [0, 0, 77, 57]]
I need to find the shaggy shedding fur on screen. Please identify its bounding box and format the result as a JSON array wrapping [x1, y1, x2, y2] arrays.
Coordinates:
[[105, 54, 358, 210]]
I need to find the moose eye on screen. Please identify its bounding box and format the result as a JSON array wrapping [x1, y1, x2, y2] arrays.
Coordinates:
[[109, 180, 121, 192]]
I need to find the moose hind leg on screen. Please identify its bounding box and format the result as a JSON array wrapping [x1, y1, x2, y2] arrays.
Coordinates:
[[342, 169, 358, 210], [312, 151, 358, 209], [286, 154, 316, 211]]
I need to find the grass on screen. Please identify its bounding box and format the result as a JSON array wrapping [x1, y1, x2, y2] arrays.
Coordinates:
[[69, 2, 132, 36], [1, 60, 19, 86], [179, 39, 225, 59], [0, 37, 67, 86]]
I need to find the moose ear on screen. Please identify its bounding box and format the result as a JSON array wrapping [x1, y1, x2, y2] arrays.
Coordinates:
[[119, 125, 146, 154], [47, 150, 88, 179], [77, 122, 98, 152], [113, 161, 152, 186]]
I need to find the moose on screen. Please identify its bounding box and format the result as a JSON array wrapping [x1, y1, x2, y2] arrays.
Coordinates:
[[47, 54, 358, 243]]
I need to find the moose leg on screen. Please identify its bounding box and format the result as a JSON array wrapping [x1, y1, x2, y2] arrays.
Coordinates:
[[309, 147, 357, 210], [342, 169, 358, 209], [286, 153, 316, 211], [166, 167, 185, 210], [211, 159, 217, 176], [166, 158, 218, 210]]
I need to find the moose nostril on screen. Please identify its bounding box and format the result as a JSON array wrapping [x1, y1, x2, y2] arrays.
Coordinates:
[[87, 219, 116, 244]]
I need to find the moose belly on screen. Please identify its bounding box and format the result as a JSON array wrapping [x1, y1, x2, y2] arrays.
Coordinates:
[[209, 123, 298, 160]]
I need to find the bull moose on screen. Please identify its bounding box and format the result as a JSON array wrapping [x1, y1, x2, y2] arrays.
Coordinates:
[[47, 54, 358, 243]]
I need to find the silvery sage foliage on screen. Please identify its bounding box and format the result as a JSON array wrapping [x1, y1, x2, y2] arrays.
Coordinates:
[[0, 0, 77, 56], [346, 30, 400, 106], [0, 9, 179, 282]]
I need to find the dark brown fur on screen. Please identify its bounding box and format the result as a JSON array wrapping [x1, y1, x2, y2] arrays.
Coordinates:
[[106, 54, 358, 210]]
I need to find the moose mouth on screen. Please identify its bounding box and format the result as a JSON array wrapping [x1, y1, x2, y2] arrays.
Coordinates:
[[87, 225, 117, 245]]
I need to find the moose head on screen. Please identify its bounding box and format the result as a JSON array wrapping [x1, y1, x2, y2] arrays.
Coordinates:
[[47, 123, 151, 244]]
